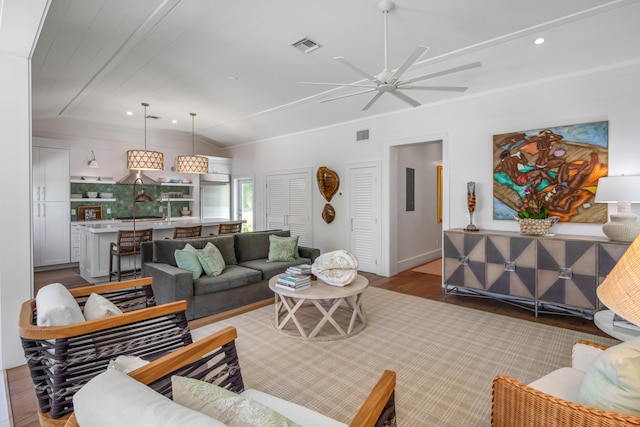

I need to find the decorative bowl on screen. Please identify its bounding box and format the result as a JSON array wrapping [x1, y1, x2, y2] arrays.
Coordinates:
[[86, 192, 98, 198], [99, 192, 113, 199], [181, 210, 191, 216], [515, 216, 559, 235], [158, 177, 170, 183], [169, 178, 181, 183], [71, 193, 83, 199], [181, 179, 191, 184]]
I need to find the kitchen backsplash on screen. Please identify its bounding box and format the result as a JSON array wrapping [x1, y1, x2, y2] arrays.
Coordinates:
[[70, 183, 192, 221]]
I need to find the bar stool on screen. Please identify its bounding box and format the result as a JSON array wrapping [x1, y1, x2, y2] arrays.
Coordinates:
[[173, 225, 202, 239], [109, 228, 153, 281], [217, 222, 242, 234]]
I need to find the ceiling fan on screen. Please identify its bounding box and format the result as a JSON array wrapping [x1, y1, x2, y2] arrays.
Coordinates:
[[302, 0, 481, 111]]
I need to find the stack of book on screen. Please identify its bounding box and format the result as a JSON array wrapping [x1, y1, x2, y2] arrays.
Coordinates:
[[276, 273, 311, 291], [613, 314, 640, 332], [286, 264, 312, 275]]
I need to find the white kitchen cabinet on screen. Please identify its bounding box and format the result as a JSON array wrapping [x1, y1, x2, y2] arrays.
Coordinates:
[[33, 147, 70, 267], [70, 224, 80, 262]]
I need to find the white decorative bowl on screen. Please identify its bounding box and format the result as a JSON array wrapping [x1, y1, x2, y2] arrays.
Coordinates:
[[86, 192, 98, 198], [99, 192, 113, 199]]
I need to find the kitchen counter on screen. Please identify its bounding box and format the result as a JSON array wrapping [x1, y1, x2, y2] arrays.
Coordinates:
[[77, 217, 238, 283]]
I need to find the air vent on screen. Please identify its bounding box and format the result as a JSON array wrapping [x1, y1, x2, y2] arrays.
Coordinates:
[[356, 129, 370, 142], [290, 37, 321, 53]]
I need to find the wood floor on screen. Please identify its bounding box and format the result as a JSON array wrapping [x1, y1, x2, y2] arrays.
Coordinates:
[[7, 264, 606, 426]]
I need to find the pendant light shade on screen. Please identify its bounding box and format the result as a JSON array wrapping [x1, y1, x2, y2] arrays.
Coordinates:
[[177, 112, 208, 174], [127, 102, 164, 171]]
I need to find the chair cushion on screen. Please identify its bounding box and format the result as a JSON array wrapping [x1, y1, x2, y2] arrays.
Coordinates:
[[528, 367, 585, 404], [241, 389, 347, 427], [578, 337, 640, 416], [172, 376, 300, 427], [267, 235, 299, 262], [84, 293, 123, 320], [36, 283, 85, 326], [73, 370, 228, 427]]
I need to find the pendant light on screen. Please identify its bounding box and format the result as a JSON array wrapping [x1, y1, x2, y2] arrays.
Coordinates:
[[126, 102, 164, 171], [177, 112, 209, 174]]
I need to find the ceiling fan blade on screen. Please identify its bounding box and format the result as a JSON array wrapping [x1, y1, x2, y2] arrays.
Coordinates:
[[400, 61, 482, 85], [390, 90, 421, 108], [319, 88, 378, 103], [301, 81, 377, 89], [362, 91, 385, 111], [398, 85, 468, 92], [335, 57, 383, 83], [389, 45, 429, 84]]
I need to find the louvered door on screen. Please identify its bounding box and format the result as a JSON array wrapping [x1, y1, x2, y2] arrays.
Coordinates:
[[266, 171, 312, 246], [349, 162, 381, 274]]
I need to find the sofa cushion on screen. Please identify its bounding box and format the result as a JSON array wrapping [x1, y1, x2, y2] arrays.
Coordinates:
[[241, 389, 347, 427], [172, 376, 300, 427], [175, 245, 204, 279], [267, 235, 299, 262], [239, 258, 312, 280], [153, 235, 237, 267], [197, 242, 226, 277], [235, 230, 290, 263], [36, 283, 85, 326], [578, 337, 640, 416], [528, 367, 585, 404], [84, 293, 123, 320], [73, 369, 227, 427], [193, 265, 262, 296]]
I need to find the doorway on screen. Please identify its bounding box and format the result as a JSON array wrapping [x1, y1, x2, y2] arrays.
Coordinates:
[[235, 177, 254, 232]]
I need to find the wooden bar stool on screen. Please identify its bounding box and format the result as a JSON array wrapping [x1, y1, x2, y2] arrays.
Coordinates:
[[109, 228, 153, 281], [217, 221, 242, 234], [172, 224, 202, 239]]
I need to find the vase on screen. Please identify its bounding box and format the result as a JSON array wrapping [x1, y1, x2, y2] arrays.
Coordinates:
[[464, 181, 479, 232]]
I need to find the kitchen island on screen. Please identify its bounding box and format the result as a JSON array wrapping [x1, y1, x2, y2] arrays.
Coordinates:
[[77, 217, 235, 283]]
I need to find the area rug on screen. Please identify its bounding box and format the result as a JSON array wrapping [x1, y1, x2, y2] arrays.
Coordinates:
[[192, 287, 618, 426], [412, 258, 442, 275]]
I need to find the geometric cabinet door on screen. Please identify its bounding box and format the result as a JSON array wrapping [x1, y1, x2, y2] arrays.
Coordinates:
[[443, 231, 486, 290], [537, 239, 598, 311], [486, 235, 536, 299]]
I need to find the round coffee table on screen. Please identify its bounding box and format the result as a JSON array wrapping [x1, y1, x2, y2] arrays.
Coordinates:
[[268, 274, 368, 340]]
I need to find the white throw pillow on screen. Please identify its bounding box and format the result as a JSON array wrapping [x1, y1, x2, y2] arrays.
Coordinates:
[[36, 283, 85, 326], [578, 336, 640, 416], [107, 355, 149, 374], [84, 293, 123, 320]]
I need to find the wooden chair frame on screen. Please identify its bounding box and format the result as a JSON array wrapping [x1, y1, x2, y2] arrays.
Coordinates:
[[65, 326, 397, 427], [19, 278, 193, 425], [109, 228, 153, 281], [173, 225, 202, 239], [217, 222, 242, 234]]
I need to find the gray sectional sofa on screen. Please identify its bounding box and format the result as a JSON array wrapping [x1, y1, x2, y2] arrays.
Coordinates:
[[140, 230, 320, 320]]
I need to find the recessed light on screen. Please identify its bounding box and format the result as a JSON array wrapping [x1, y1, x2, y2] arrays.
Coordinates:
[[126, 111, 133, 116], [228, 76, 238, 81], [172, 119, 178, 124], [534, 37, 545, 45]]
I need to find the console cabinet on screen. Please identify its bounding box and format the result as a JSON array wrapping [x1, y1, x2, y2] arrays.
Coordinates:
[[443, 229, 628, 318]]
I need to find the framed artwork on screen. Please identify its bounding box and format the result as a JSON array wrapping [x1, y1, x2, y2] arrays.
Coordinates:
[[437, 165, 443, 223], [493, 121, 608, 223]]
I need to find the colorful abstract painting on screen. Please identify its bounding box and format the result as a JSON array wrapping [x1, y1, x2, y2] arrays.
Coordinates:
[[493, 121, 608, 223]]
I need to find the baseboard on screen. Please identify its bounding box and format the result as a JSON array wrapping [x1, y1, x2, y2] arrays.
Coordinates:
[[397, 249, 441, 272]]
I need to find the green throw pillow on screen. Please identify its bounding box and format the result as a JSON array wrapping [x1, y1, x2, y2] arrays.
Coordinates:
[[196, 242, 226, 277], [174, 244, 203, 279], [171, 376, 301, 427], [267, 235, 299, 262]]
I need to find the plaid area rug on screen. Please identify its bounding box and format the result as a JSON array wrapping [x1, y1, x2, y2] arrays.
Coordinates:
[[192, 287, 617, 426]]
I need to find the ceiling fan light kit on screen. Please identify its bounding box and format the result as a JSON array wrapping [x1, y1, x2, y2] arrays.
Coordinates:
[[302, 0, 481, 111]]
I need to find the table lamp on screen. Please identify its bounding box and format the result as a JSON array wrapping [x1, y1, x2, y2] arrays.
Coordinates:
[[594, 175, 640, 242], [598, 233, 640, 326]]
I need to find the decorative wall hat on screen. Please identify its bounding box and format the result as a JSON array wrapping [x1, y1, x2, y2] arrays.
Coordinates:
[[312, 250, 358, 286]]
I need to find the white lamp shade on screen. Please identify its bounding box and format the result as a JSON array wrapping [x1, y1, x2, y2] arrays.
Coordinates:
[[176, 155, 208, 174], [595, 175, 640, 203], [127, 150, 164, 171]]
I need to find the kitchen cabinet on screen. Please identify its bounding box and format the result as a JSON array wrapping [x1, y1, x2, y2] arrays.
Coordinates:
[[443, 229, 629, 319], [33, 147, 70, 267], [70, 224, 80, 262]]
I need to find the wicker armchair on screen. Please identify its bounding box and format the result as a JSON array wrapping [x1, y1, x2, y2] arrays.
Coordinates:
[[491, 340, 640, 427], [19, 277, 193, 425], [65, 326, 397, 427]]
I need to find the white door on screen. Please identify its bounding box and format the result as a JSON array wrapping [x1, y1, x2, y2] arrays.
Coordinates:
[[235, 178, 254, 232], [266, 171, 312, 246], [349, 162, 381, 274]]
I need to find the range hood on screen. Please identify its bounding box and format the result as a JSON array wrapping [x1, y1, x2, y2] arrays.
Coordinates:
[[117, 170, 159, 185]]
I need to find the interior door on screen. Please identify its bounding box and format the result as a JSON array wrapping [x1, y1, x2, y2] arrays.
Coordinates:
[[266, 171, 312, 246], [349, 162, 381, 274]]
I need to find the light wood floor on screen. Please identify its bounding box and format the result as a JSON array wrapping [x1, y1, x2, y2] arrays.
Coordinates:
[[8, 264, 605, 426]]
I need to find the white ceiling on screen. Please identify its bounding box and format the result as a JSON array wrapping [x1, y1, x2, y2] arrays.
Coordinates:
[[30, 0, 640, 148]]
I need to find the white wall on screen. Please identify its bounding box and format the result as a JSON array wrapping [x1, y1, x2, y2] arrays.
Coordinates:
[[226, 61, 640, 276]]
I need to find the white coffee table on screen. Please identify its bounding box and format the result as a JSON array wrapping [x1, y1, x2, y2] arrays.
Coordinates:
[[268, 274, 368, 340], [594, 309, 640, 341]]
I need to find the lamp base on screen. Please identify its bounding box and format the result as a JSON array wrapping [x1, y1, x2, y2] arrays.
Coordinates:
[[602, 212, 640, 242]]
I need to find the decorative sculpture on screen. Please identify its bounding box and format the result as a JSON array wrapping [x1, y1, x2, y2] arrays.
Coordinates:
[[311, 250, 359, 286], [322, 203, 336, 224], [317, 166, 339, 202], [464, 181, 479, 232]]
